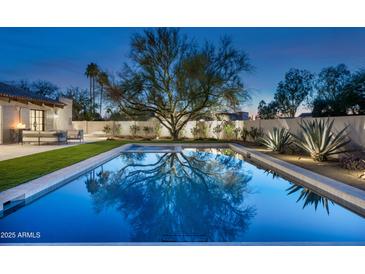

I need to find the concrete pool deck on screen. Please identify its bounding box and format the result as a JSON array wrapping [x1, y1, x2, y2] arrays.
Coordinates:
[[0, 136, 107, 162], [0, 143, 78, 161], [1, 142, 365, 218]]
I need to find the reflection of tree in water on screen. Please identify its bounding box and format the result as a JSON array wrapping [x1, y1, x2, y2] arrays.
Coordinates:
[[85, 169, 110, 194], [263, 169, 280, 179], [286, 184, 334, 214], [260, 167, 334, 214], [198, 148, 237, 157], [85, 151, 256, 242], [85, 153, 147, 194]]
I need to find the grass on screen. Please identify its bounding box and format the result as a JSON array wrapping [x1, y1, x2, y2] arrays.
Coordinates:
[[0, 139, 227, 192], [0, 140, 127, 192]]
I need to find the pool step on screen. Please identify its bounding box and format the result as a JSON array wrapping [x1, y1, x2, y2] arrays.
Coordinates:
[[125, 144, 183, 153], [161, 233, 208, 242], [0, 194, 25, 218]]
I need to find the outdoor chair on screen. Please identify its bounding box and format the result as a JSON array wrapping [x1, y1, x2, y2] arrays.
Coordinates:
[[67, 129, 84, 143]]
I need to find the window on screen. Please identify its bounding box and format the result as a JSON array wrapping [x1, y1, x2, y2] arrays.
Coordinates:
[[30, 110, 45, 131]]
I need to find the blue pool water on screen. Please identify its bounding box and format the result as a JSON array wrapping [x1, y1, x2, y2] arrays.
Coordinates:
[[0, 148, 364, 244]]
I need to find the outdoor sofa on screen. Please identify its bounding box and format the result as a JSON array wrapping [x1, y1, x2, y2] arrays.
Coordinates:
[[22, 130, 67, 145], [67, 129, 84, 143]]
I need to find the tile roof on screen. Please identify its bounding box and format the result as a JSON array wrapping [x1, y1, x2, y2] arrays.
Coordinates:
[[0, 82, 65, 107]]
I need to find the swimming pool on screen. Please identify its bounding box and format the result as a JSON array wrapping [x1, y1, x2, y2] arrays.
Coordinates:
[[1, 148, 364, 244], [126, 144, 182, 152]]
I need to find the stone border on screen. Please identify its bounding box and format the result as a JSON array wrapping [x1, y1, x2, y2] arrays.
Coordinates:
[[1, 142, 364, 218], [229, 144, 365, 217]]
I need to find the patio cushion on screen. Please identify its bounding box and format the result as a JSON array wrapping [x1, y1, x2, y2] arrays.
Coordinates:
[[22, 130, 67, 144]]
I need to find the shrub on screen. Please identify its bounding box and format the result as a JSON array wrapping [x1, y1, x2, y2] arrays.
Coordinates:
[[199, 122, 209, 139], [259, 127, 292, 153], [241, 127, 250, 142], [223, 121, 235, 140], [143, 126, 153, 137], [233, 127, 241, 140], [154, 123, 161, 139], [340, 155, 365, 171], [212, 124, 223, 140], [249, 127, 264, 143], [103, 124, 112, 135], [190, 126, 201, 139], [130, 124, 140, 138], [191, 122, 208, 139], [293, 119, 350, 161], [115, 124, 121, 135]]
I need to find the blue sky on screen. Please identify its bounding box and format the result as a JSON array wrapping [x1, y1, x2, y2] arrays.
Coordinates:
[[1, 27, 365, 116]]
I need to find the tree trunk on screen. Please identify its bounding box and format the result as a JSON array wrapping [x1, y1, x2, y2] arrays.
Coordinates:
[[171, 129, 179, 141], [89, 78, 92, 104], [100, 86, 103, 117], [290, 108, 295, 118], [92, 78, 95, 113]]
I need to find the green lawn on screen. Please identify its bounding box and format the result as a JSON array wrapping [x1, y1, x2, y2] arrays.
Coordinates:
[[0, 139, 227, 192], [0, 140, 128, 192]]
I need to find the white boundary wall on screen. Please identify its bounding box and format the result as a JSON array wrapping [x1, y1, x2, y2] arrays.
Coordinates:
[[72, 119, 243, 139], [242, 116, 365, 150], [72, 115, 365, 149]]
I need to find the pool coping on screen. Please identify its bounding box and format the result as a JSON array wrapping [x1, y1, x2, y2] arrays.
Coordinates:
[[229, 144, 365, 217], [1, 142, 365, 218]]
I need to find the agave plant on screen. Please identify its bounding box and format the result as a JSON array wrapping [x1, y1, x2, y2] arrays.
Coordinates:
[[259, 127, 292, 153], [249, 127, 263, 143], [293, 119, 350, 162]]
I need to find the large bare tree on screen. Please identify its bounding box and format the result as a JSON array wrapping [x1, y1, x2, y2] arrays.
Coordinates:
[[104, 28, 251, 140]]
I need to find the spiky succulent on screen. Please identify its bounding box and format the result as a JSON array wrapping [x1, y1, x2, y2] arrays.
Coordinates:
[[293, 119, 350, 162], [259, 127, 292, 153]]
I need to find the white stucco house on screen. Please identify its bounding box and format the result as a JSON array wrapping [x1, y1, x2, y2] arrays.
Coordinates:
[[0, 82, 73, 144]]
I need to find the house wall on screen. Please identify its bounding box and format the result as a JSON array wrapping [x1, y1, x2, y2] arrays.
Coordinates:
[[0, 103, 27, 143], [0, 97, 73, 144], [55, 97, 73, 131]]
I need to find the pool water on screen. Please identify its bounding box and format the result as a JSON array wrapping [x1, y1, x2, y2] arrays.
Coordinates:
[[0, 148, 364, 244], [126, 144, 181, 153]]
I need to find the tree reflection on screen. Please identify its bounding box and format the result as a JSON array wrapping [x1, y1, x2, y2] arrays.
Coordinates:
[[286, 184, 334, 214], [85, 151, 255, 242], [85, 168, 111, 194]]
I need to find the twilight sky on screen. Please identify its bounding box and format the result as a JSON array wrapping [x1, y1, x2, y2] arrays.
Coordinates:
[[1, 27, 365, 116]]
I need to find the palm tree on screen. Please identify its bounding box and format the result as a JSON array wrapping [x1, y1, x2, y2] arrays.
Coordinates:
[[97, 71, 109, 118], [85, 63, 99, 112]]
